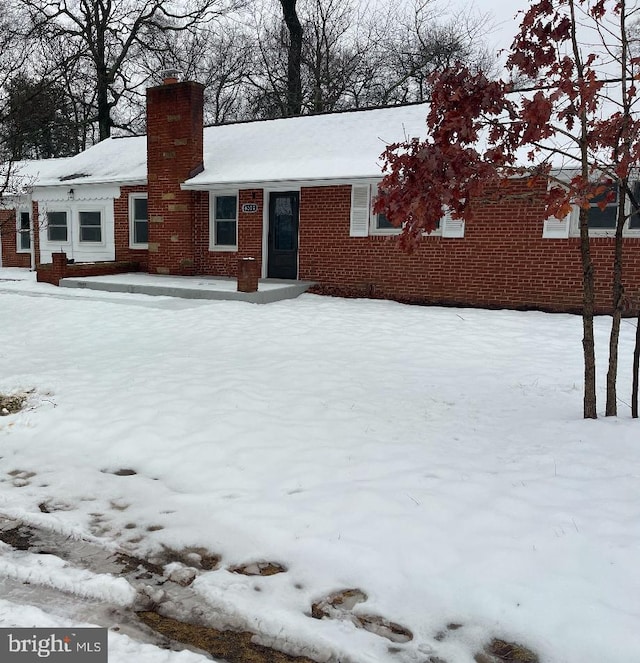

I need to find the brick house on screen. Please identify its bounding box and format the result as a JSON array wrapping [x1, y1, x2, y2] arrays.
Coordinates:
[[1, 75, 640, 313]]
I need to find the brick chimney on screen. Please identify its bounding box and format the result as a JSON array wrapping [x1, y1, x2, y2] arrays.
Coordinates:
[[146, 76, 204, 275]]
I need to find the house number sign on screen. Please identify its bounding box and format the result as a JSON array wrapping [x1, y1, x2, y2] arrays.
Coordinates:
[[242, 203, 259, 213]]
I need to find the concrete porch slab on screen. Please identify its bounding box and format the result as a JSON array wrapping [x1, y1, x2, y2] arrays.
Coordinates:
[[58, 273, 316, 304]]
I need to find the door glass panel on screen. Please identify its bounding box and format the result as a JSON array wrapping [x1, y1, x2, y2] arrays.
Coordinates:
[[275, 217, 294, 250], [274, 197, 294, 250]]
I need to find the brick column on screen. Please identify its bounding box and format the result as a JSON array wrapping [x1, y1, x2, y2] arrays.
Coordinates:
[[146, 80, 204, 275], [237, 258, 259, 292], [37, 251, 66, 285]]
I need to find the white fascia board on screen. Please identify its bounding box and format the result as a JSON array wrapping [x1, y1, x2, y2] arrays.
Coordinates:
[[181, 176, 383, 192], [32, 183, 125, 202], [1, 193, 31, 207]]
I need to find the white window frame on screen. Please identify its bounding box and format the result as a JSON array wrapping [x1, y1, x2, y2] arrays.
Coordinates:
[[209, 192, 238, 252], [77, 206, 105, 244], [16, 208, 31, 253], [568, 181, 640, 237], [45, 207, 71, 244], [625, 181, 640, 236], [128, 193, 148, 249], [369, 183, 402, 236], [369, 182, 443, 236]]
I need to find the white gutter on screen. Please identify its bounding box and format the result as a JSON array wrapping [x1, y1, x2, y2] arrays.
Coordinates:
[[181, 176, 385, 192]]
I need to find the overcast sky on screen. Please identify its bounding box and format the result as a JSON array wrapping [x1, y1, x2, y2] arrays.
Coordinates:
[[466, 0, 532, 64]]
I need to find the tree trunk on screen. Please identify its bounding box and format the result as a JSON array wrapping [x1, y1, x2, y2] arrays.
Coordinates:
[[96, 32, 111, 142], [97, 82, 110, 141], [579, 206, 598, 418], [279, 0, 303, 116], [633, 307, 640, 418], [605, 183, 626, 416]]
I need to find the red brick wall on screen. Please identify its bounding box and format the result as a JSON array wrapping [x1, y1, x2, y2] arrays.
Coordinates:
[[1, 208, 31, 267], [194, 189, 264, 276], [146, 80, 204, 275], [36, 252, 140, 285], [298, 181, 640, 314], [114, 185, 149, 270]]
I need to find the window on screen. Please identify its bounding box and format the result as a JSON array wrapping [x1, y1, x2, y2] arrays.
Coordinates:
[[129, 194, 148, 248], [373, 209, 398, 232], [17, 210, 31, 252], [587, 184, 617, 230], [351, 183, 460, 238], [370, 184, 401, 235], [629, 182, 640, 230], [573, 181, 640, 234], [47, 211, 68, 242], [211, 194, 237, 250], [79, 210, 102, 242], [369, 183, 440, 235]]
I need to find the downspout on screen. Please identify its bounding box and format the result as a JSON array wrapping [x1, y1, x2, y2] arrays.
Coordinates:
[[29, 203, 35, 271], [68, 201, 74, 262]]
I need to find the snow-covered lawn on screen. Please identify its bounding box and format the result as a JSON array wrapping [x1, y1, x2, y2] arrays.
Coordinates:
[[0, 267, 639, 663]]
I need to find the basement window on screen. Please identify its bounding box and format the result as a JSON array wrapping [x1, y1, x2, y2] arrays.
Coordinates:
[[210, 193, 237, 251], [16, 210, 31, 252]]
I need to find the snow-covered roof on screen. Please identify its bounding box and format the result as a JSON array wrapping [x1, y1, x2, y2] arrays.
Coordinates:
[[186, 104, 429, 188], [4, 157, 71, 195], [14, 104, 428, 193], [32, 135, 147, 188]]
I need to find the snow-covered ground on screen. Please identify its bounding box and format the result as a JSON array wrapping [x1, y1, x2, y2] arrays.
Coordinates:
[[1, 267, 639, 663]]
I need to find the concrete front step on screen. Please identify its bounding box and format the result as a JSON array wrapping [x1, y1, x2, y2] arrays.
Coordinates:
[[59, 273, 315, 304]]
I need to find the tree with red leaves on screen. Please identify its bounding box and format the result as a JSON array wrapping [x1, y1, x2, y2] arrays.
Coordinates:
[[375, 0, 640, 419]]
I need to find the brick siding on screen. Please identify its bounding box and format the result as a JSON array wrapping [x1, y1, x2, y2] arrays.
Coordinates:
[[8, 76, 640, 314], [114, 184, 150, 270], [194, 189, 264, 276], [1, 209, 31, 267], [36, 252, 140, 286], [146, 81, 204, 275], [297, 180, 640, 315]]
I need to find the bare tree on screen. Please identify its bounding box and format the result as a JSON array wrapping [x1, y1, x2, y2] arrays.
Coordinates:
[[362, 0, 495, 106], [375, 0, 640, 419], [279, 0, 303, 116], [11, 0, 242, 141], [139, 24, 255, 125], [0, 2, 36, 241], [243, 0, 494, 117], [301, 0, 368, 113]]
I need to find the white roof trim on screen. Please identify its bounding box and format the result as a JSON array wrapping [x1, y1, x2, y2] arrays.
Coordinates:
[[32, 183, 123, 202], [181, 176, 384, 192]]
